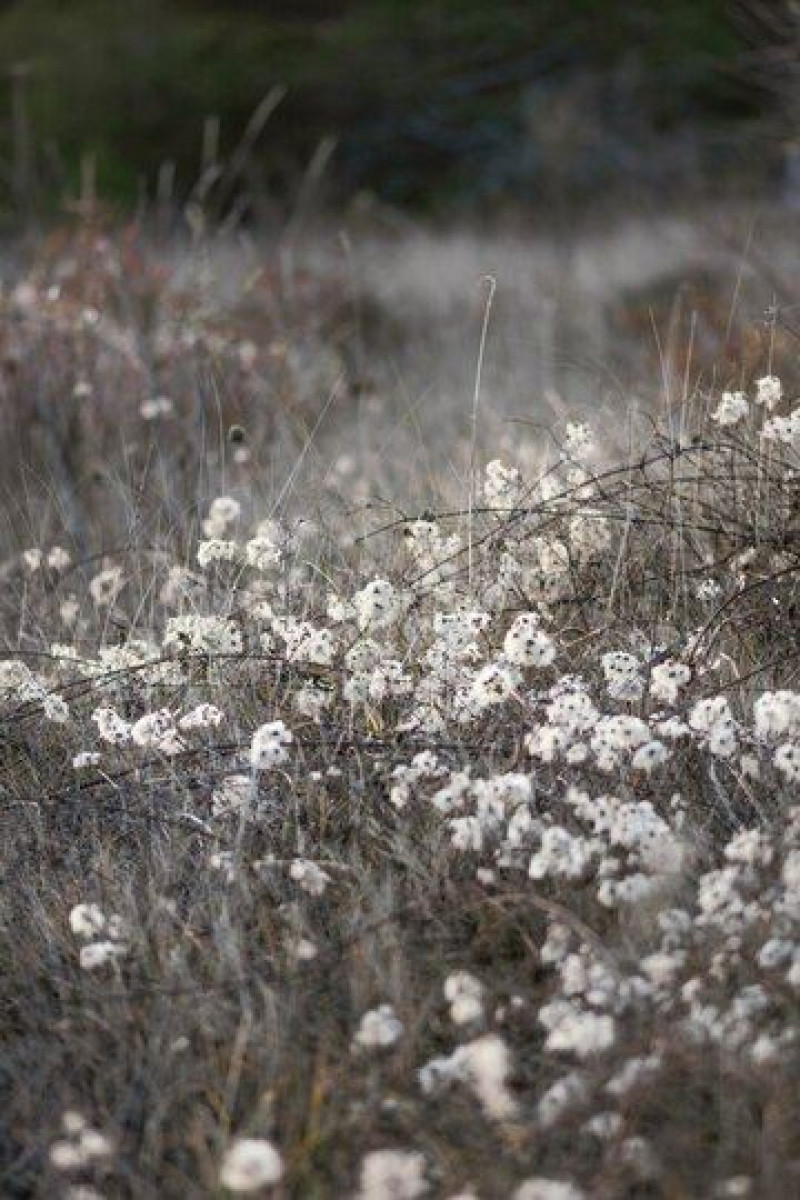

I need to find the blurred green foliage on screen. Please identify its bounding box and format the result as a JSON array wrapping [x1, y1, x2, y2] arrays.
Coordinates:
[[0, 0, 773, 217]]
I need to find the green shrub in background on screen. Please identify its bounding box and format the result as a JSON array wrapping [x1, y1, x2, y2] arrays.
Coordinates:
[[0, 0, 782, 220]]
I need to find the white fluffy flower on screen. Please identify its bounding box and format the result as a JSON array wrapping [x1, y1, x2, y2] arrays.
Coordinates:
[[452, 1034, 518, 1119], [140, 394, 174, 420], [755, 375, 782, 410], [289, 858, 330, 896], [484, 459, 523, 507], [761, 407, 800, 450], [197, 538, 240, 569], [689, 695, 733, 734], [131, 708, 180, 752], [601, 651, 642, 700], [418, 1036, 517, 1120], [273, 617, 336, 666], [563, 421, 594, 461], [353, 1004, 404, 1050], [530, 827, 594, 882], [650, 660, 691, 705], [539, 1000, 616, 1057], [50, 1118, 114, 1172], [91, 706, 132, 747], [164, 614, 243, 656], [79, 941, 128, 971], [245, 536, 282, 571], [178, 703, 224, 731], [632, 740, 669, 773], [47, 546, 72, 571], [250, 720, 292, 769], [774, 742, 800, 782], [504, 614, 556, 668], [710, 390, 748, 427], [515, 1181, 586, 1200], [202, 495, 241, 538], [444, 971, 485, 1025], [469, 660, 520, 711], [22, 547, 42, 572], [353, 579, 400, 631], [754, 690, 800, 741], [69, 903, 108, 940], [357, 1150, 428, 1200], [72, 751, 101, 770], [219, 1138, 284, 1192], [89, 566, 124, 607]]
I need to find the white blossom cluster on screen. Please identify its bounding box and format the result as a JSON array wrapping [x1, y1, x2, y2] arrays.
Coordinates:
[[6, 372, 799, 1198]]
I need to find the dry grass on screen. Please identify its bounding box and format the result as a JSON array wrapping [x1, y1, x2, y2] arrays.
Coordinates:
[[0, 212, 798, 1199]]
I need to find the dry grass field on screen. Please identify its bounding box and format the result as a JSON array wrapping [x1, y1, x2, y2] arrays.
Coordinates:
[[0, 207, 798, 1198]]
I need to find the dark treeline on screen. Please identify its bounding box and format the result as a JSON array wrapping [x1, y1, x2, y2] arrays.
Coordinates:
[[0, 0, 795, 221]]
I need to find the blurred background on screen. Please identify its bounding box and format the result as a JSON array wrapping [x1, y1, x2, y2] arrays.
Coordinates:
[[0, 0, 797, 227], [0, 1, 798, 555]]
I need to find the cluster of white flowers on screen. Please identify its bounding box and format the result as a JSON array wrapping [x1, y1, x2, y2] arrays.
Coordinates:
[[357, 1150, 428, 1200], [444, 971, 485, 1025], [754, 689, 800, 781], [484, 459, 523, 508], [88, 701, 226, 757], [354, 578, 401, 632], [353, 1004, 405, 1050], [69, 903, 129, 971], [601, 651, 642, 701], [6, 365, 799, 1199], [250, 720, 292, 769], [419, 1033, 518, 1120], [164, 613, 243, 655], [202, 495, 241, 538], [50, 1112, 114, 1172], [710, 390, 749, 427], [178, 702, 224, 731], [197, 538, 240, 568], [650, 659, 691, 704], [0, 659, 69, 721], [21, 544, 72, 573], [762, 407, 800, 450], [504, 613, 556, 668], [131, 707, 184, 755], [272, 616, 336, 666], [245, 533, 282, 571], [755, 374, 782, 410]]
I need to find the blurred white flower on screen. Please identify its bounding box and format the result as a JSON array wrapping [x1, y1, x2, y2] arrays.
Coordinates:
[[353, 1004, 404, 1050], [755, 375, 782, 410], [444, 971, 485, 1025], [514, 1179, 586, 1200], [219, 1138, 283, 1193], [89, 566, 124, 607], [289, 858, 330, 896], [178, 703, 224, 731], [197, 538, 240, 568], [140, 394, 174, 420], [79, 941, 128, 971], [357, 1149, 428, 1200], [203, 495, 241, 538], [69, 903, 108, 940], [710, 391, 748, 427]]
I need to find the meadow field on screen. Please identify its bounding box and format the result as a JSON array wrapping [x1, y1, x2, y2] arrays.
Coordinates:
[[0, 207, 798, 1198]]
